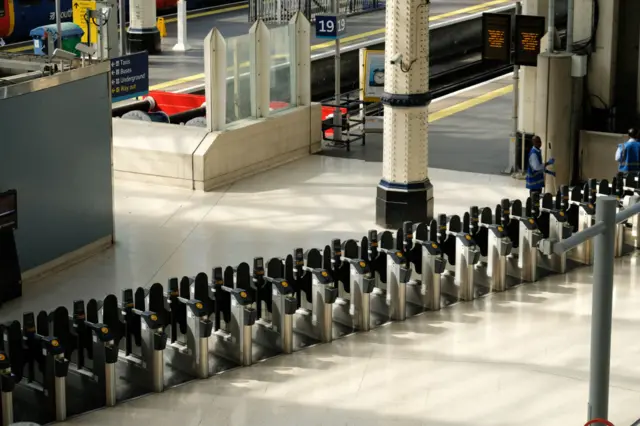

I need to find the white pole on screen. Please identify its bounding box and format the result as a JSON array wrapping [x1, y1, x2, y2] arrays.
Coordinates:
[[172, 0, 192, 51], [55, 0, 62, 49]]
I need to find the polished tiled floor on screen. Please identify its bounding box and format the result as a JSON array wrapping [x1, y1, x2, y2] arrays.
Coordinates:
[[8, 80, 640, 425], [60, 253, 640, 426]]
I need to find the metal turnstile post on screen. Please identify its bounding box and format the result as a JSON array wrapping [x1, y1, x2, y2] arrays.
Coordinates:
[[306, 268, 338, 343], [264, 278, 297, 354], [419, 242, 446, 310]]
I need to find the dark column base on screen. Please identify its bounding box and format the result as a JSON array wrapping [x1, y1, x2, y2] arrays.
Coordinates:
[[375, 179, 434, 229], [126, 28, 161, 55]]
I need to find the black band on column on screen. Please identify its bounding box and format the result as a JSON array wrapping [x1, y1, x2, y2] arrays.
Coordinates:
[[380, 91, 432, 107]]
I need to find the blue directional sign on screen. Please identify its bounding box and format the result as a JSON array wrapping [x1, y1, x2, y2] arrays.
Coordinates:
[[110, 51, 149, 103], [315, 15, 347, 40]]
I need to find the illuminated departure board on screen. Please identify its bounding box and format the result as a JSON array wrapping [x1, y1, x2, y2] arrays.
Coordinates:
[[482, 13, 512, 64], [514, 15, 545, 66]]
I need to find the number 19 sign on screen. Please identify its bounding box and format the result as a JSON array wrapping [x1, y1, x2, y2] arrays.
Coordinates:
[[315, 15, 347, 40]]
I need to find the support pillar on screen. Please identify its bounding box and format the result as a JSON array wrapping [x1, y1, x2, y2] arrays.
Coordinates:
[[375, 0, 432, 229], [613, 0, 640, 129], [127, 0, 161, 54], [534, 52, 573, 193], [587, 0, 619, 110]]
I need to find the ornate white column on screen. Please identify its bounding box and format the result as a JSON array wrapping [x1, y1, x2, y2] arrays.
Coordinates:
[[375, 0, 432, 228]]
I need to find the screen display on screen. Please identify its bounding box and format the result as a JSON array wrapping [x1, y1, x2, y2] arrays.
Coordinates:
[[0, 190, 17, 230], [514, 15, 546, 67], [482, 13, 512, 64]]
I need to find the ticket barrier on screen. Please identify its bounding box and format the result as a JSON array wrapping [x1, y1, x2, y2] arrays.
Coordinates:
[[621, 172, 640, 248], [0, 314, 68, 424], [286, 248, 338, 343], [439, 214, 481, 302], [252, 259, 297, 355], [497, 198, 542, 283], [0, 348, 14, 426], [331, 238, 377, 332], [566, 180, 597, 265], [117, 289, 167, 393], [533, 191, 573, 274], [380, 225, 414, 321], [594, 178, 628, 257], [211, 267, 256, 366], [465, 207, 513, 293], [410, 221, 447, 311], [35, 302, 117, 418], [365, 232, 398, 325], [160, 278, 214, 380]]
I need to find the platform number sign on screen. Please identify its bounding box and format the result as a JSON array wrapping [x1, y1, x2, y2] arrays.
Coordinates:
[[315, 15, 347, 40]]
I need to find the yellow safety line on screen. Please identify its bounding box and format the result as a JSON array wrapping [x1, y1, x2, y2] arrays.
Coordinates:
[[429, 84, 513, 122], [150, 0, 512, 91]]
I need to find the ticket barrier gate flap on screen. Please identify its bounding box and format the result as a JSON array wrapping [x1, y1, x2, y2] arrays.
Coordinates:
[[4, 313, 69, 425], [500, 199, 542, 283], [439, 214, 481, 302], [412, 222, 447, 311], [363, 231, 395, 325], [286, 248, 338, 344], [465, 207, 513, 293], [535, 192, 572, 274], [252, 259, 296, 355], [211, 267, 257, 366], [117, 288, 167, 394]]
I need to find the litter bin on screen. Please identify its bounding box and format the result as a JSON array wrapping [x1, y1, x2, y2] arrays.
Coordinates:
[[29, 23, 84, 56]]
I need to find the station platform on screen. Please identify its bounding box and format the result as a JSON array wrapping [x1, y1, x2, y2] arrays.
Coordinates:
[[3, 75, 640, 425], [148, 0, 516, 90]]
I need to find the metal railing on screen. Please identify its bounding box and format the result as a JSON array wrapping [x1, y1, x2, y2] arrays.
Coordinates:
[[539, 197, 640, 426], [249, 0, 385, 23]]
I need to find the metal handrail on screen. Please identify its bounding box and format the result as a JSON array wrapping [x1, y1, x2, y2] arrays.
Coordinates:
[[538, 198, 640, 424]]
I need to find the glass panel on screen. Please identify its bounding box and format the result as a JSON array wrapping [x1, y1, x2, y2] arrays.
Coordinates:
[[269, 25, 294, 112], [225, 34, 252, 123]]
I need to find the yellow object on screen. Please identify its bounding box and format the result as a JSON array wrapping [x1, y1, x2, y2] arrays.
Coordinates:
[[157, 18, 167, 38], [73, 0, 98, 44]]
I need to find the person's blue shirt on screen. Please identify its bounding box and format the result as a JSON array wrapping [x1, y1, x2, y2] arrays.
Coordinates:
[[526, 147, 545, 190], [616, 138, 640, 172]]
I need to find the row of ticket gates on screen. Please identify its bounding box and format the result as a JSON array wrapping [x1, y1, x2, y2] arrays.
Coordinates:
[[1, 173, 640, 425]]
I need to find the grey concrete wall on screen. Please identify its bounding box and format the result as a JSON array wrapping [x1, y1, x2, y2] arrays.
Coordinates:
[[0, 73, 114, 271]]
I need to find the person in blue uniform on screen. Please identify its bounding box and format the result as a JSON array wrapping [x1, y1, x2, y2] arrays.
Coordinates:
[[526, 136, 555, 197], [615, 128, 640, 173]]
